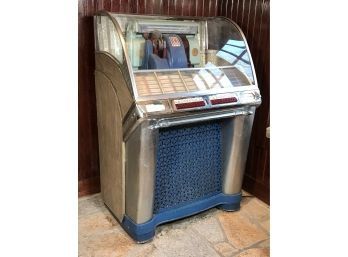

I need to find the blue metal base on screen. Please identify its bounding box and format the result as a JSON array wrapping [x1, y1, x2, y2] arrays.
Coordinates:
[[121, 192, 242, 242]]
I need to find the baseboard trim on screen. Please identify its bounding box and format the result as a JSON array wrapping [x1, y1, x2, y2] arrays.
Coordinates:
[[78, 176, 100, 197], [242, 175, 269, 204]]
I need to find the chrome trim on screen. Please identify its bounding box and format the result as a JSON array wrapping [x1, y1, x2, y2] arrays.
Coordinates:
[[152, 72, 165, 93], [93, 16, 99, 51], [201, 21, 206, 64], [123, 105, 255, 141], [172, 97, 207, 112], [135, 104, 144, 119], [222, 109, 255, 194], [111, 13, 212, 32], [95, 50, 119, 63], [135, 86, 260, 102], [152, 109, 253, 129], [136, 21, 199, 34], [177, 70, 190, 91], [204, 20, 208, 52], [133, 65, 241, 73], [123, 117, 144, 142], [125, 120, 157, 224]]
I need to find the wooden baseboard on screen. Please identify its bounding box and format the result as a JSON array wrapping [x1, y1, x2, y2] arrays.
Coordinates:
[[242, 175, 270, 205], [78, 176, 101, 197]]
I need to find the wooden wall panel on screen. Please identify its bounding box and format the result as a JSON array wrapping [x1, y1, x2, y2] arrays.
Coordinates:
[[219, 0, 270, 204], [78, 0, 221, 196], [78, 4, 100, 197]]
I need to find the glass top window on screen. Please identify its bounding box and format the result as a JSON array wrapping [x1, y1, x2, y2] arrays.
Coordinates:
[[110, 14, 256, 98], [95, 16, 123, 64], [207, 18, 254, 84]]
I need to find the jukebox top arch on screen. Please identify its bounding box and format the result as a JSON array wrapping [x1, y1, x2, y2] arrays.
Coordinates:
[[94, 12, 259, 104]]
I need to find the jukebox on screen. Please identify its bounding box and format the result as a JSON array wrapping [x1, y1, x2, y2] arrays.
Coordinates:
[[93, 12, 261, 242]]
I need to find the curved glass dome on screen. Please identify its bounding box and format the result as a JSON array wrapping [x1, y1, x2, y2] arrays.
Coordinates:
[[95, 13, 257, 100]]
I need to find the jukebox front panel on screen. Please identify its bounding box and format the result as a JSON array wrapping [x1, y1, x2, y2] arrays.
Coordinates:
[[154, 121, 223, 213]]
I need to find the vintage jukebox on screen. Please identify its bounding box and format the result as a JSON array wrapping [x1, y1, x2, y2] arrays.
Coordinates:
[[93, 12, 261, 242]]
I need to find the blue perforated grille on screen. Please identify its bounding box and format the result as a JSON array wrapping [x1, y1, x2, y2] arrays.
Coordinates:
[[153, 121, 223, 214]]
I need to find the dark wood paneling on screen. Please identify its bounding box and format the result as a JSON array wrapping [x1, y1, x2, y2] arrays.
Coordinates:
[[78, 0, 221, 196], [219, 0, 270, 204], [78, 4, 100, 196], [78, 176, 101, 197]]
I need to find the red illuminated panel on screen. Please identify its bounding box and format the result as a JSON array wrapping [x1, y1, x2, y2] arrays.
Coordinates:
[[175, 101, 206, 110], [210, 97, 238, 105]]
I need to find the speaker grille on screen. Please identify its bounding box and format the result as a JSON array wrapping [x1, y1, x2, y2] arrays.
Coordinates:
[[154, 121, 223, 214]]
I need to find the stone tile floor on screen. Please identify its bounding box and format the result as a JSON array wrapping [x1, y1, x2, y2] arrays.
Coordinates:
[[79, 193, 270, 257]]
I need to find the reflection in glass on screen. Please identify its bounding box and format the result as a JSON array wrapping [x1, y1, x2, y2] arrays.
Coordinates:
[[96, 16, 123, 63], [199, 63, 233, 89], [134, 64, 251, 97], [216, 39, 254, 83]]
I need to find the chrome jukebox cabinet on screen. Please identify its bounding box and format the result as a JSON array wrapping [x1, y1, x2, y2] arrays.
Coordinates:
[[94, 12, 261, 242]]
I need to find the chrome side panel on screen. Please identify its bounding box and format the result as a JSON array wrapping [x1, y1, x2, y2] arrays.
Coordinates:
[[222, 107, 255, 194], [95, 53, 134, 222], [95, 70, 125, 222], [125, 120, 157, 224]]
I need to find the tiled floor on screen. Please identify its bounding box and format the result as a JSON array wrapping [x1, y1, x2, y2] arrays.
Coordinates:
[[79, 193, 270, 257]]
